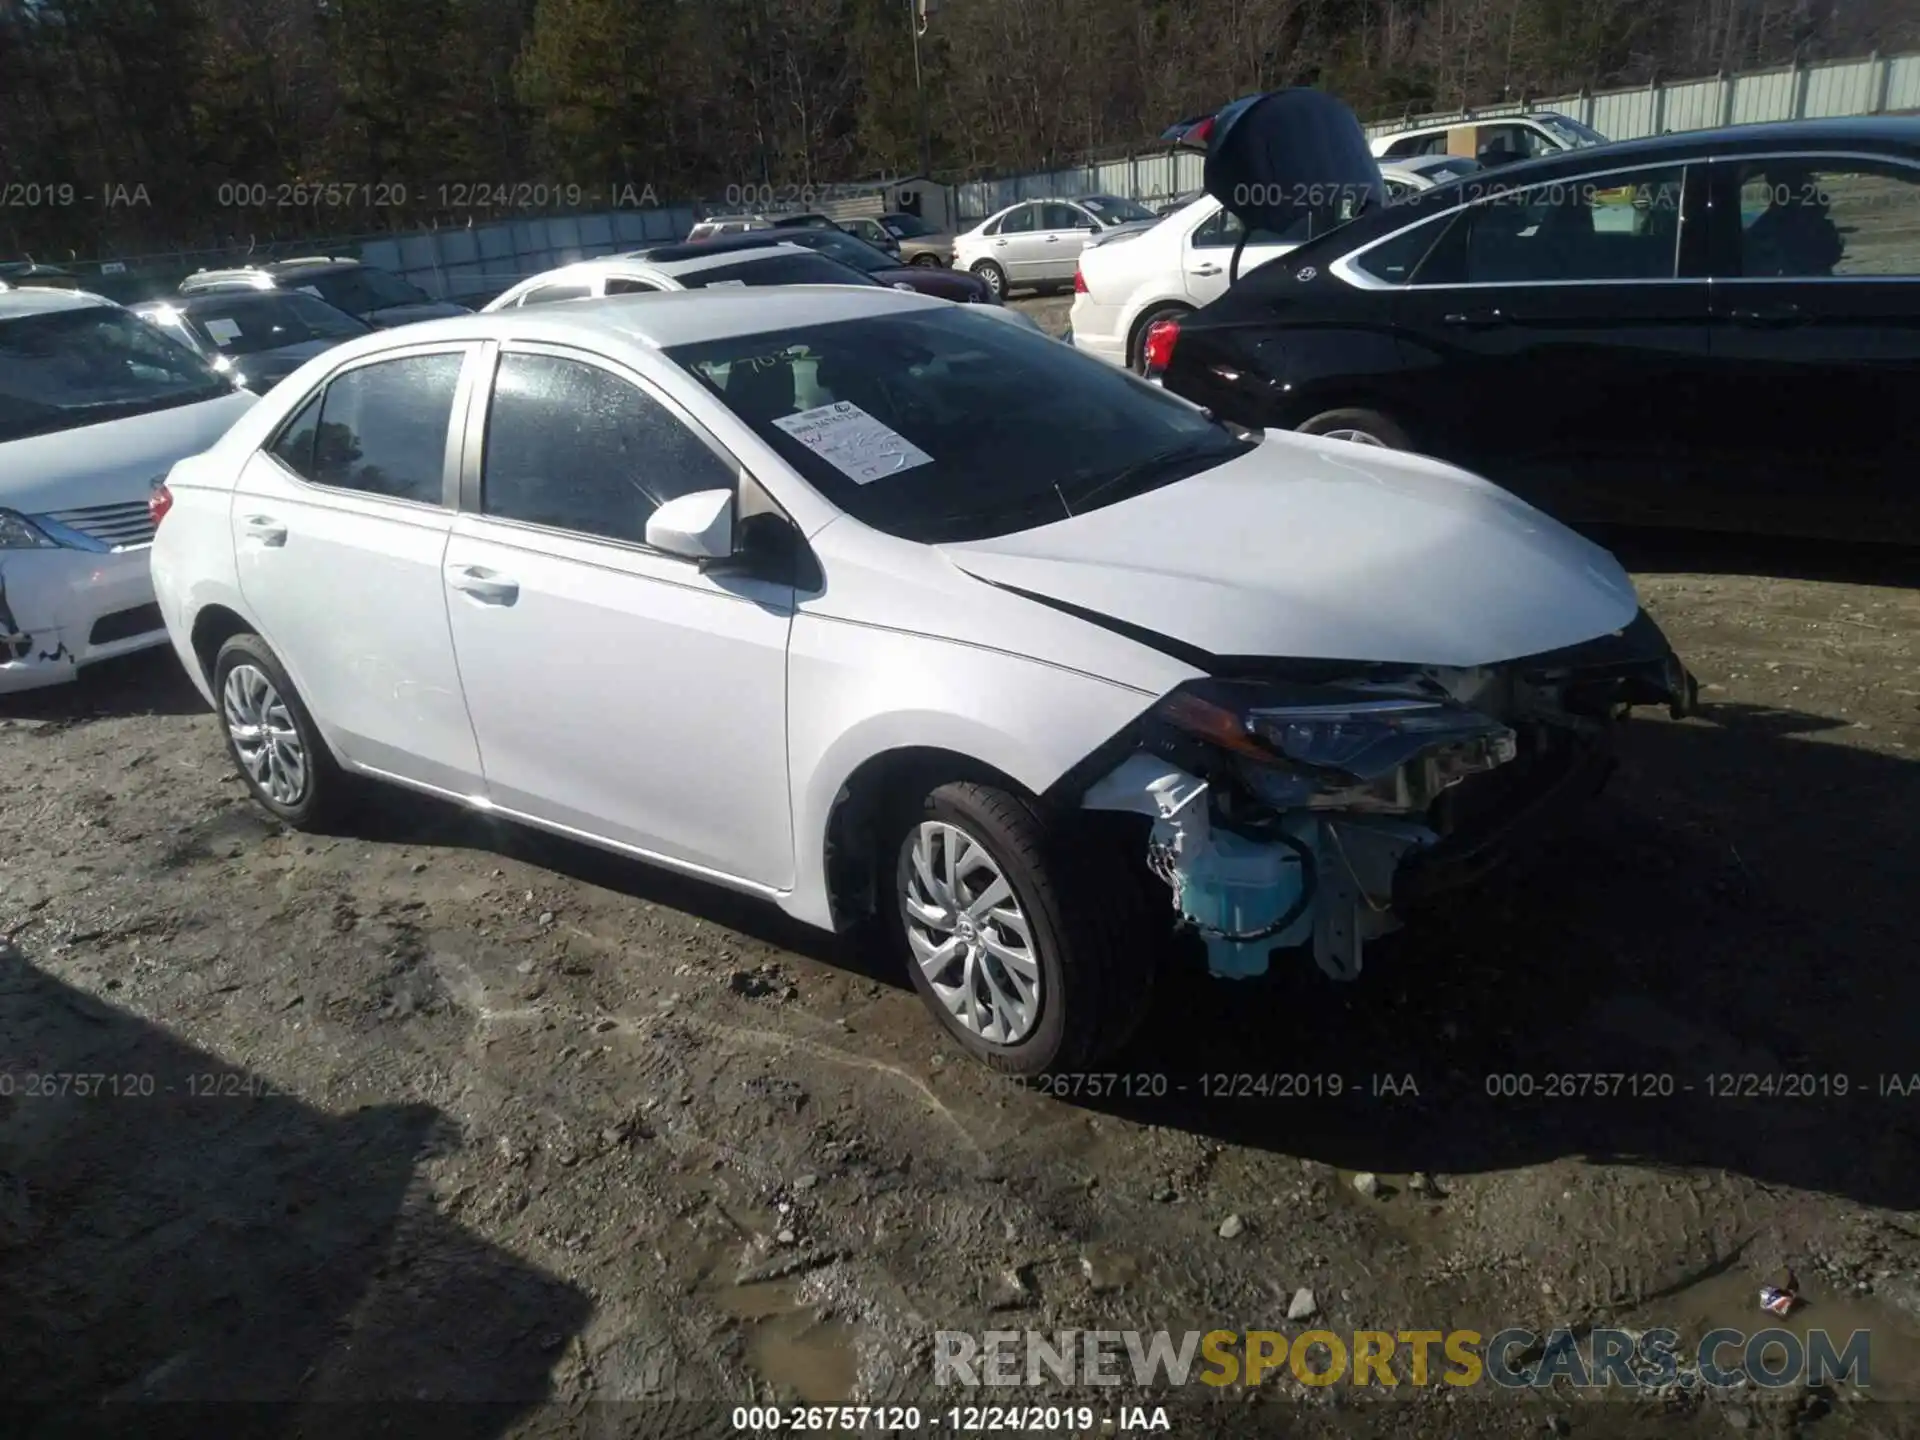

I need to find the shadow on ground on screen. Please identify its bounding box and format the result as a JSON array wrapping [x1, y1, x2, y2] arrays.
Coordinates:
[[306, 690, 1920, 1215], [0, 648, 208, 725], [1059, 698, 1920, 1213], [0, 946, 591, 1438], [1592, 526, 1920, 589]]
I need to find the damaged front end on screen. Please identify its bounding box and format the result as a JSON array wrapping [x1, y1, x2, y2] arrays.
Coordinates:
[[1080, 612, 1697, 982]]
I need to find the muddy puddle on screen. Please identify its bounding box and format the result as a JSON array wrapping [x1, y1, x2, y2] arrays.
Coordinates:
[[1645, 1266, 1920, 1398], [717, 1278, 860, 1403]]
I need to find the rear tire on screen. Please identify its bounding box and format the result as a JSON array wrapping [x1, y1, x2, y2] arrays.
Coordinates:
[[911, 253, 942, 267], [884, 782, 1155, 1077], [1297, 406, 1409, 449], [1127, 303, 1192, 373], [970, 260, 1007, 300], [212, 633, 348, 830]]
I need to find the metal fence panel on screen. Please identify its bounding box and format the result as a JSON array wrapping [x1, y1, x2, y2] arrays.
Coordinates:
[[1661, 77, 1725, 131], [1889, 54, 1920, 110]]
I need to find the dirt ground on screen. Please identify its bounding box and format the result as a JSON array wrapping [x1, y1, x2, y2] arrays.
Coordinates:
[[5, 388, 1920, 1436]]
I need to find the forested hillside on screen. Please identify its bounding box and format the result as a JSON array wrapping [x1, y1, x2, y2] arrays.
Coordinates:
[[2, 0, 1913, 255]]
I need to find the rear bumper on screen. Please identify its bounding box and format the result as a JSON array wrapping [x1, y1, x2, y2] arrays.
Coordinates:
[[0, 547, 166, 695]]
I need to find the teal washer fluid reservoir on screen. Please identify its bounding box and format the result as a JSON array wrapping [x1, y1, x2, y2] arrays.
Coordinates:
[[1143, 773, 1311, 979], [1180, 826, 1309, 978]]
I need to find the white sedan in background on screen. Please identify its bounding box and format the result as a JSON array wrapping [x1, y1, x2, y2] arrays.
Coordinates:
[[1, 288, 255, 694], [1069, 157, 1482, 372], [951, 195, 1162, 299], [482, 243, 876, 308], [147, 286, 1691, 1075]]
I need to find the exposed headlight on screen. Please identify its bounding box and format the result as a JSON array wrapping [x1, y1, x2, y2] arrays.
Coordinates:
[[0, 508, 60, 550], [1150, 679, 1517, 814]]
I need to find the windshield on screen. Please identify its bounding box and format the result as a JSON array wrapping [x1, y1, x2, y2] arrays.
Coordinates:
[[175, 293, 368, 355], [775, 230, 897, 274], [297, 267, 432, 314], [1081, 194, 1158, 225], [665, 307, 1252, 543], [1537, 115, 1607, 148], [679, 253, 880, 289], [883, 214, 939, 238], [1420, 157, 1483, 181], [0, 306, 233, 443]]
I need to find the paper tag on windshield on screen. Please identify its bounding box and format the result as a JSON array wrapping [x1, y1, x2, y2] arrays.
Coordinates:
[[203, 318, 243, 344], [296, 285, 323, 298], [772, 401, 932, 485], [705, 279, 748, 288]]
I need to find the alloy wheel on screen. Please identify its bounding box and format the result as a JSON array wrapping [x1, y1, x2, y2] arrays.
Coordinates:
[[897, 821, 1041, 1045], [1320, 427, 1389, 446], [222, 663, 307, 806]]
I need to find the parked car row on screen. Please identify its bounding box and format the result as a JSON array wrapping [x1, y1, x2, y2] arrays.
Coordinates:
[[1118, 115, 1920, 546]]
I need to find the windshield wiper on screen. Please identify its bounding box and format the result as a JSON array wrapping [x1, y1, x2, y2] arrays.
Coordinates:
[[1065, 438, 1245, 511]]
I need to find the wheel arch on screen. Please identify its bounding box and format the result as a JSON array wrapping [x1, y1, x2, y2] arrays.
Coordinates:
[[821, 744, 1034, 934], [1124, 297, 1193, 369]]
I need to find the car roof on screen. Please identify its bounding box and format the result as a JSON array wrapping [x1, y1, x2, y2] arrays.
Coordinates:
[[265, 257, 361, 275], [335, 285, 947, 357], [519, 242, 823, 283], [632, 231, 876, 265], [0, 287, 116, 319]]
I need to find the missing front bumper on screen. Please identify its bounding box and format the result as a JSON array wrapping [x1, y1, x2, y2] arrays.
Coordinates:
[[1078, 610, 1695, 984]]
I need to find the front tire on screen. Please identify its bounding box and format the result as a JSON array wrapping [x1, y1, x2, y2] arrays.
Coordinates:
[[911, 253, 942, 267], [969, 260, 1007, 300], [1297, 406, 1409, 449], [212, 633, 347, 829], [885, 781, 1153, 1077]]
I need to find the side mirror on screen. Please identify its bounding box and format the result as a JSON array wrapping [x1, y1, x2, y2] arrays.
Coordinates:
[[646, 488, 734, 561]]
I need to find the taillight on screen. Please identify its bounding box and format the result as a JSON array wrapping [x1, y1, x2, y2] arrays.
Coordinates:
[[1141, 318, 1180, 375], [1073, 266, 1088, 294], [149, 482, 174, 527]]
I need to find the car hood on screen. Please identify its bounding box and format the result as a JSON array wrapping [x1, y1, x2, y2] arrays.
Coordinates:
[[237, 336, 353, 387], [938, 433, 1641, 668], [879, 266, 988, 301], [0, 389, 257, 513]]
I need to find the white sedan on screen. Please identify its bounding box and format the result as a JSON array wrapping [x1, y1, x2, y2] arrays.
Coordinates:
[[481, 242, 874, 308], [1, 288, 256, 694], [148, 286, 1692, 1074], [952, 195, 1162, 299], [1069, 159, 1481, 371]]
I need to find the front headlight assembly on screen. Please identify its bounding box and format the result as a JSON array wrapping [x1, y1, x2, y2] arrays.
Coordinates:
[[0, 509, 61, 550], [1147, 678, 1518, 815]]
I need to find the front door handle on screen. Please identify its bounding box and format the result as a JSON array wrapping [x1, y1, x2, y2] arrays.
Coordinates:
[[445, 564, 519, 606], [242, 515, 288, 547], [1728, 302, 1805, 327], [1442, 309, 1509, 329], [1042, 235, 1059, 243]]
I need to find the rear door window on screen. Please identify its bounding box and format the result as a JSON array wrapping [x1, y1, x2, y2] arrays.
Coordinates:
[[996, 205, 1037, 235], [301, 352, 464, 503]]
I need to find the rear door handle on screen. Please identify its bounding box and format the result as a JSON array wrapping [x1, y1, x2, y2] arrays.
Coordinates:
[[444, 564, 519, 606], [1042, 235, 1059, 243], [1442, 309, 1509, 329], [241, 515, 287, 547], [1192, 263, 1223, 277], [1727, 302, 1805, 327]]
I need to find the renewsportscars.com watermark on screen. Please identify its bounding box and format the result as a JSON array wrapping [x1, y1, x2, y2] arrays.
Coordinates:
[[935, 1326, 1873, 1391]]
